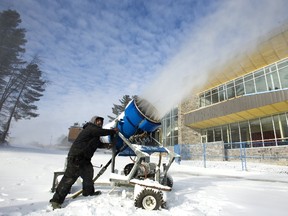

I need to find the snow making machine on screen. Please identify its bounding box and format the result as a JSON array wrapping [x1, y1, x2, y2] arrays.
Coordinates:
[[106, 97, 180, 210]]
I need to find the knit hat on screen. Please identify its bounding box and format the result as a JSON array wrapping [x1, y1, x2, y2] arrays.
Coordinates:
[[90, 116, 104, 124]]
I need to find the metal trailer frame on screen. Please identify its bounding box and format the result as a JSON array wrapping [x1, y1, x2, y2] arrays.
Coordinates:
[[109, 132, 180, 210]]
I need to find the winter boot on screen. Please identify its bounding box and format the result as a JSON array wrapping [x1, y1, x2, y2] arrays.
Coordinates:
[[83, 190, 102, 196], [82, 191, 101, 196], [50, 201, 61, 210], [92, 190, 102, 196]]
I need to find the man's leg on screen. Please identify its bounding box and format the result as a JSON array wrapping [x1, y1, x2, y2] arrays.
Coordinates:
[[81, 162, 95, 196], [50, 162, 79, 205]]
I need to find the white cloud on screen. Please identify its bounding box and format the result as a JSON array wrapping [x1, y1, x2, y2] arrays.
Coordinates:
[[1, 0, 288, 145]]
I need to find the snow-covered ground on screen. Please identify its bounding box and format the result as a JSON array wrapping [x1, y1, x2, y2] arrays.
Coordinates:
[[1, 145, 288, 216]]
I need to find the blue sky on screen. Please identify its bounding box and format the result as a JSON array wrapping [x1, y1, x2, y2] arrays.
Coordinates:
[[1, 0, 288, 145]]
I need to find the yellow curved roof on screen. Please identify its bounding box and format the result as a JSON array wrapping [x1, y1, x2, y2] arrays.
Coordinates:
[[185, 24, 288, 129], [199, 24, 288, 92]]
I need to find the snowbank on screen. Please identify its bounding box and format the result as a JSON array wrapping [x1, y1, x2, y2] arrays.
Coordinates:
[[1, 145, 288, 216]]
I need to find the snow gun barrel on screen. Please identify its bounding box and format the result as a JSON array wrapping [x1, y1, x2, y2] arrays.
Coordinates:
[[114, 97, 161, 151]]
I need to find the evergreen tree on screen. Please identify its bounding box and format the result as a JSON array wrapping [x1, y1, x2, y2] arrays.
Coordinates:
[[0, 9, 26, 83], [107, 95, 136, 122], [0, 57, 47, 143], [0, 9, 27, 141]]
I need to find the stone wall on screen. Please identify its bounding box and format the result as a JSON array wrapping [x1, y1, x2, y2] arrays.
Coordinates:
[[227, 145, 288, 165], [178, 95, 201, 144], [174, 142, 224, 160], [175, 143, 288, 165]]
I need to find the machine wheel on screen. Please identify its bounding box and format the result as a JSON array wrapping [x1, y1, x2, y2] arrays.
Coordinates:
[[160, 174, 173, 188], [134, 188, 164, 210]]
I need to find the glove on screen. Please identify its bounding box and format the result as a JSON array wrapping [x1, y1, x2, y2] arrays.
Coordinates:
[[113, 127, 119, 133], [107, 143, 113, 149]]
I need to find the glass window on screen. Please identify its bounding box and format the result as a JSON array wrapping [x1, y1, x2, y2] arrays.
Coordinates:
[[235, 77, 244, 96], [276, 114, 288, 143], [254, 70, 267, 92], [278, 67, 288, 89], [279, 114, 288, 138], [271, 71, 281, 90], [172, 115, 178, 137], [229, 124, 239, 148], [277, 60, 288, 69], [250, 119, 263, 147], [207, 129, 214, 142], [219, 86, 226, 101], [211, 88, 219, 104], [264, 67, 270, 74], [161, 108, 178, 147], [239, 121, 249, 142], [230, 124, 239, 142], [239, 121, 250, 148], [222, 126, 229, 143], [244, 73, 253, 81], [273, 115, 282, 140], [199, 93, 205, 107], [201, 135, 207, 143], [266, 70, 274, 91], [205, 91, 211, 106], [166, 118, 171, 130], [214, 127, 222, 141], [261, 117, 275, 139], [196, 59, 287, 109], [254, 69, 263, 78], [261, 116, 276, 146], [244, 74, 255, 94], [271, 65, 277, 71], [226, 81, 235, 99]]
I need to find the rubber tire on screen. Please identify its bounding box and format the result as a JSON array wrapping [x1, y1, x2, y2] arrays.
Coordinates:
[[134, 188, 164, 210]]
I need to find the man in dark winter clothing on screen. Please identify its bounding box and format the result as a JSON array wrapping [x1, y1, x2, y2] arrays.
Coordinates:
[[50, 116, 118, 209]]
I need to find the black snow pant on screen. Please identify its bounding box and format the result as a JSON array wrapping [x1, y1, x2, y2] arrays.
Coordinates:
[[50, 157, 94, 204]]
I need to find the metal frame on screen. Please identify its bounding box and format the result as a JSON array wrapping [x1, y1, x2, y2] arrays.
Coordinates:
[[109, 132, 180, 186]]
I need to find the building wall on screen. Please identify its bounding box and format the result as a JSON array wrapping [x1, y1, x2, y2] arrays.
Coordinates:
[[175, 24, 288, 165], [227, 146, 288, 165], [178, 95, 201, 144], [171, 143, 288, 164], [161, 108, 178, 146]]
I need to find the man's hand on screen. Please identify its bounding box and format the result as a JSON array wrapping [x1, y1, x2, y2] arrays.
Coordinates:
[[107, 143, 114, 149], [113, 127, 119, 133]]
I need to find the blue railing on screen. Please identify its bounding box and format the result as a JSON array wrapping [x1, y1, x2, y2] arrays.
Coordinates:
[[174, 142, 288, 171]]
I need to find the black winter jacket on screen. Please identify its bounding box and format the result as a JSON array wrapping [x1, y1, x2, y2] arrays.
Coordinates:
[[68, 122, 116, 161]]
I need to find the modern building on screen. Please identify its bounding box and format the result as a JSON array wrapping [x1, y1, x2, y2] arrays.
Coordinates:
[[163, 24, 288, 163], [161, 107, 178, 147]]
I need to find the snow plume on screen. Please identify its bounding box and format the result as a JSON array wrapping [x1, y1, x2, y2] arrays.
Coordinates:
[[140, 0, 288, 118], [135, 97, 161, 122]]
